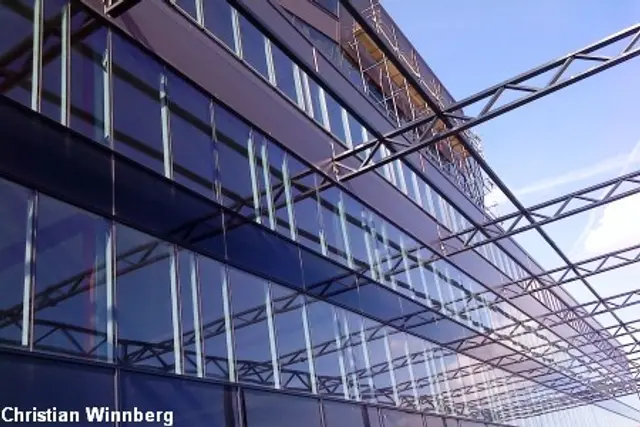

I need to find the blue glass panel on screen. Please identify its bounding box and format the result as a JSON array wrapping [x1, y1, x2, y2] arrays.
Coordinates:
[[224, 215, 303, 291], [69, 13, 108, 144], [0, 0, 35, 107], [381, 409, 423, 427], [323, 401, 365, 427], [120, 371, 238, 427], [198, 256, 231, 380], [270, 284, 313, 392], [0, 96, 113, 216], [115, 225, 175, 372], [0, 179, 29, 346], [238, 14, 269, 78], [0, 352, 114, 426], [202, 0, 236, 50], [112, 33, 164, 174], [243, 388, 322, 427], [33, 196, 111, 360], [113, 159, 226, 260], [357, 278, 403, 322], [40, 0, 67, 123]]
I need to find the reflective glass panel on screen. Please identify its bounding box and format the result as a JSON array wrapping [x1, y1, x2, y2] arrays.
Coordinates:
[[202, 0, 236, 50], [271, 284, 313, 392], [271, 44, 298, 103], [40, 0, 67, 122], [112, 33, 164, 173], [167, 72, 216, 197], [69, 15, 108, 144], [244, 389, 322, 427], [33, 196, 110, 360], [0, 179, 30, 346], [116, 225, 175, 372], [238, 14, 269, 78], [0, 0, 35, 107], [227, 267, 275, 386], [198, 256, 231, 380]]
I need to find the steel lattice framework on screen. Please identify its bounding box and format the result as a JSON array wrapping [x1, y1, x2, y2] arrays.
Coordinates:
[[3, 0, 640, 424]]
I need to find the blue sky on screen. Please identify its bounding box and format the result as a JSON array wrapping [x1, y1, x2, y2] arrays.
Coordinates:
[[381, 0, 640, 422]]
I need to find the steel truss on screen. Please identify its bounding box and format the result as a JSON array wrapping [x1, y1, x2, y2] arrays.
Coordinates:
[[2, 0, 640, 421], [330, 0, 640, 420]]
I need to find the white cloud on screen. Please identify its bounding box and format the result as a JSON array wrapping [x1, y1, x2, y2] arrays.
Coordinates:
[[575, 140, 640, 256], [582, 193, 640, 255], [488, 147, 640, 208]]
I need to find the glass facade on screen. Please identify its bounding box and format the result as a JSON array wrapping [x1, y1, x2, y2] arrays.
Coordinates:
[[0, 0, 636, 426]]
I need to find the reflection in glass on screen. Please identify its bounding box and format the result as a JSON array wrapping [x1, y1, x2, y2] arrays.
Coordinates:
[[306, 297, 346, 399], [271, 43, 299, 103], [40, 0, 67, 122], [244, 389, 322, 427], [112, 33, 164, 173], [0, 180, 30, 346], [325, 94, 347, 144], [69, 14, 108, 144], [271, 284, 313, 392], [323, 401, 365, 427], [214, 104, 253, 216], [167, 72, 216, 197], [227, 267, 275, 386], [0, 0, 35, 107], [33, 196, 110, 360], [238, 14, 269, 78], [116, 225, 175, 371], [198, 256, 232, 380], [202, 0, 236, 50]]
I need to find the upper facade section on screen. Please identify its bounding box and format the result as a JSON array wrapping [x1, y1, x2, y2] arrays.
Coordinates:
[[279, 0, 489, 207]]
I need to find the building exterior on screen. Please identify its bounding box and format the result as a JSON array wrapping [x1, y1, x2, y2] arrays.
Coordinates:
[[0, 0, 639, 426]]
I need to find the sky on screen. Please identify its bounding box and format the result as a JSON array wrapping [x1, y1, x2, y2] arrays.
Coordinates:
[[380, 0, 640, 422]]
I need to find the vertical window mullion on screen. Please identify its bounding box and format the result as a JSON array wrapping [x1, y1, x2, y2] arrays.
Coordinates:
[[301, 299, 318, 394], [104, 29, 114, 146], [231, 7, 242, 56], [247, 131, 263, 224], [22, 191, 38, 349], [265, 39, 276, 86], [169, 246, 183, 374], [220, 265, 235, 382], [160, 72, 173, 179], [60, 2, 71, 126], [194, 0, 204, 26], [281, 154, 297, 241], [31, 0, 43, 111], [190, 253, 204, 377], [265, 282, 281, 389], [261, 144, 277, 230], [105, 221, 116, 363]]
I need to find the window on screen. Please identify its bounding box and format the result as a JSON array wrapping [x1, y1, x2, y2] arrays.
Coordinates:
[[116, 225, 176, 372], [214, 104, 253, 216], [238, 14, 269, 78], [33, 196, 111, 360], [69, 17, 108, 144], [227, 267, 275, 386], [40, 0, 67, 122], [0, 179, 30, 346], [202, 0, 236, 50], [271, 43, 300, 104], [167, 72, 216, 197], [0, 0, 35, 108], [112, 33, 165, 174], [244, 389, 322, 427], [305, 298, 346, 398], [312, 0, 339, 16], [303, 74, 326, 128], [174, 0, 198, 20], [325, 93, 347, 144], [270, 284, 313, 392], [323, 401, 365, 427]]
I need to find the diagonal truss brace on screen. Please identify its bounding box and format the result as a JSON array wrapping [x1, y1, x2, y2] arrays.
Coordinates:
[[332, 21, 640, 181], [440, 169, 640, 256]]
